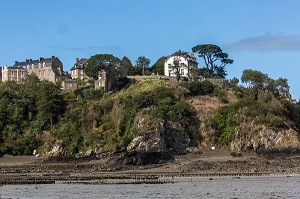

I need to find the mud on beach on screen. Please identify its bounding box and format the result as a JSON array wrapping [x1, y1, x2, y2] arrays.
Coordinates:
[[0, 149, 300, 185]]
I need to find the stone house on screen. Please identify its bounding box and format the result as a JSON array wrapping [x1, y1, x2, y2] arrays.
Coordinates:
[[70, 58, 89, 80], [61, 79, 78, 91], [13, 56, 66, 83], [1, 65, 28, 83], [164, 50, 198, 78], [2, 56, 76, 91], [95, 70, 116, 91], [94, 68, 127, 91]]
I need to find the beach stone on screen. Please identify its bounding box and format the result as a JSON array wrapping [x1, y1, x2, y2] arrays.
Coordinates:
[[47, 145, 64, 157], [85, 149, 95, 156], [186, 147, 202, 154]]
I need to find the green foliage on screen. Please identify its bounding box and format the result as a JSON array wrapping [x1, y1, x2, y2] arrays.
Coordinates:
[[120, 56, 134, 75], [229, 77, 239, 87], [135, 55, 151, 76], [83, 87, 104, 100], [192, 44, 233, 78], [241, 69, 291, 100], [212, 109, 239, 145], [151, 56, 166, 75], [217, 89, 229, 103], [115, 77, 131, 91], [0, 78, 66, 155], [85, 54, 120, 79], [182, 80, 214, 96]]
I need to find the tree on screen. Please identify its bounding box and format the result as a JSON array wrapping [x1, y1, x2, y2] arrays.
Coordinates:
[[241, 69, 268, 100], [274, 77, 290, 98], [151, 56, 166, 75], [36, 81, 66, 128], [120, 56, 134, 76], [135, 55, 150, 76], [85, 54, 120, 79], [170, 58, 187, 82], [192, 44, 233, 78], [242, 69, 291, 100]]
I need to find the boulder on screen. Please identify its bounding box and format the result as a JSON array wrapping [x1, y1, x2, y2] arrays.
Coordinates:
[[85, 149, 95, 156], [127, 115, 166, 152], [127, 114, 191, 155], [47, 145, 64, 157], [186, 147, 202, 154]]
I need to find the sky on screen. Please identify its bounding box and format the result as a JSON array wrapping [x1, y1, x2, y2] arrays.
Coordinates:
[[1, 0, 300, 99]]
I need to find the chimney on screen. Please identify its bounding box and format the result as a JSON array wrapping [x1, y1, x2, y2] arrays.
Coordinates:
[[190, 52, 194, 58], [76, 58, 79, 64], [51, 56, 55, 60], [39, 57, 44, 62], [15, 61, 18, 65]]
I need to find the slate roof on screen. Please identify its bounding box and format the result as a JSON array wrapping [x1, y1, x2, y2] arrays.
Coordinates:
[[166, 50, 197, 62], [3, 66, 27, 70], [71, 58, 88, 70], [13, 56, 59, 68]]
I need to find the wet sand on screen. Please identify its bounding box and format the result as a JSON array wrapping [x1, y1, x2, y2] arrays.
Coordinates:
[[1, 149, 299, 184]]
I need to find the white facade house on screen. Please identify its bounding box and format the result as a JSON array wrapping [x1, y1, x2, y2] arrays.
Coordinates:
[[164, 50, 198, 78]]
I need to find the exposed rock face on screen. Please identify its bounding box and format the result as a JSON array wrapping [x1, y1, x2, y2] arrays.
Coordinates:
[[127, 114, 190, 155], [127, 115, 166, 152], [164, 121, 190, 154], [231, 123, 300, 152]]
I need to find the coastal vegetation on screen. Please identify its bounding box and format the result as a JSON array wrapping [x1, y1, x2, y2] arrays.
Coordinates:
[[0, 44, 299, 158]]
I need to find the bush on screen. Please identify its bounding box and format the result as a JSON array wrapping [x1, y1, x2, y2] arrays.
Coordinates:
[[212, 109, 239, 145], [84, 87, 104, 100], [182, 80, 214, 96], [270, 117, 285, 129]]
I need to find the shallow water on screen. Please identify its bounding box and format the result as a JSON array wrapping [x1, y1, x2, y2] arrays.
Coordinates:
[[0, 176, 299, 199]]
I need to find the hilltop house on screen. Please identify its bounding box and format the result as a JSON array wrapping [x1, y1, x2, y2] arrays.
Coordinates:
[[70, 58, 89, 80], [95, 70, 116, 91], [2, 56, 77, 91], [164, 50, 198, 78], [95, 68, 127, 91], [2, 66, 28, 82], [12, 56, 67, 83]]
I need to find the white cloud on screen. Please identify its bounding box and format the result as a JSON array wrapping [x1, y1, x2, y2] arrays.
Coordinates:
[[226, 34, 300, 52]]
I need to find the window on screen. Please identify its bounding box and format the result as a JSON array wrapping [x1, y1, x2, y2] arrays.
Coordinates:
[[21, 71, 24, 76], [181, 69, 184, 75], [11, 71, 14, 76]]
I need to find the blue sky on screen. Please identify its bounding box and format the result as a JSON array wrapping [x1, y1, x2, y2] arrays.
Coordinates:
[[1, 0, 300, 99]]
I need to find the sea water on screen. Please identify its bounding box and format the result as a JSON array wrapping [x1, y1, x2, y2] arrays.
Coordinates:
[[0, 176, 299, 199]]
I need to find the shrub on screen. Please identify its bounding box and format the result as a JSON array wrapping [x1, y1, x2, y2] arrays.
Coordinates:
[[212, 109, 239, 145], [182, 80, 214, 96], [270, 117, 285, 129]]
